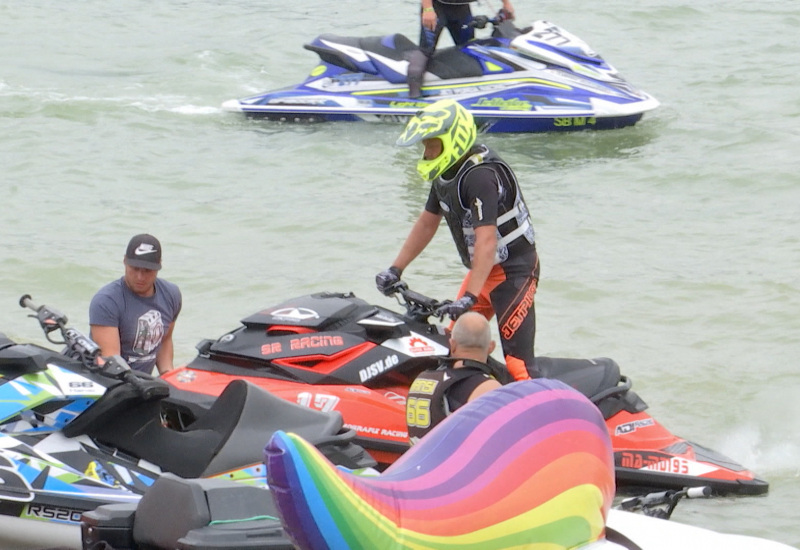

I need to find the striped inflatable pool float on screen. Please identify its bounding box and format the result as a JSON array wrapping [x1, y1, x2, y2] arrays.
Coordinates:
[[266, 378, 615, 549]]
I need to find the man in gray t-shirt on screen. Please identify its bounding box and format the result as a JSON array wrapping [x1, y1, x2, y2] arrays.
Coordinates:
[[89, 234, 182, 375]]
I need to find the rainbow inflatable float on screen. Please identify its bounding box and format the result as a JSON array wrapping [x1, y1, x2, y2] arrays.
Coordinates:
[[265, 378, 616, 549]]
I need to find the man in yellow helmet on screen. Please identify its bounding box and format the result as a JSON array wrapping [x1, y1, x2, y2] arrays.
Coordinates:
[[376, 100, 539, 382]]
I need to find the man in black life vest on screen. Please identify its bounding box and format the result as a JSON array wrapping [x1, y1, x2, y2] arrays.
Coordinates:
[[376, 99, 540, 382], [406, 312, 502, 443]]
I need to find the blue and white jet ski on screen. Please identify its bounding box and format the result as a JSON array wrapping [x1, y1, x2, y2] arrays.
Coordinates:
[[222, 17, 659, 133], [0, 295, 373, 550]]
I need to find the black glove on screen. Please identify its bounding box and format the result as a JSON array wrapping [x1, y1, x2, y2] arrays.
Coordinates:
[[496, 8, 514, 22], [436, 292, 477, 320], [375, 266, 402, 296]]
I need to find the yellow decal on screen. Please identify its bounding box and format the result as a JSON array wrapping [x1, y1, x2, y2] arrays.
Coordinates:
[[389, 100, 429, 108], [407, 397, 431, 428], [485, 61, 504, 73], [409, 378, 438, 394], [84, 461, 100, 480], [472, 98, 532, 111], [84, 461, 119, 487], [553, 117, 598, 127], [354, 78, 570, 96], [310, 65, 326, 77]]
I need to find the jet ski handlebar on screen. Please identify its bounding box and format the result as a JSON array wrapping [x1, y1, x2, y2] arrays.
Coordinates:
[[19, 293, 70, 339], [470, 15, 492, 29], [18, 295, 158, 396], [617, 485, 712, 519], [383, 282, 451, 323], [467, 10, 528, 39], [21, 294, 101, 366], [470, 8, 514, 28]]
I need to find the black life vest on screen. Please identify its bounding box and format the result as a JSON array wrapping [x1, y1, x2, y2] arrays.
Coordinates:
[[431, 145, 535, 268], [406, 360, 494, 443]]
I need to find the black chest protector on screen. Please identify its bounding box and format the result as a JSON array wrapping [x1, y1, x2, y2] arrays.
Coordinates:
[[406, 360, 493, 443], [432, 145, 535, 268]]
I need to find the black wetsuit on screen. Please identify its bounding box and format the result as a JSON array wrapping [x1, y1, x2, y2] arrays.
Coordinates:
[[420, 0, 476, 55], [407, 0, 476, 97]]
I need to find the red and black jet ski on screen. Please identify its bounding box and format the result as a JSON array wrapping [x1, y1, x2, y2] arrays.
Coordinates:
[[163, 284, 768, 496]]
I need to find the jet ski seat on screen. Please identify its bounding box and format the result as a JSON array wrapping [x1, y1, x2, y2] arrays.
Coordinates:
[[534, 356, 648, 419], [427, 46, 484, 79], [305, 34, 418, 74], [194, 379, 348, 476], [535, 356, 622, 398], [305, 34, 485, 82], [74, 379, 352, 479]]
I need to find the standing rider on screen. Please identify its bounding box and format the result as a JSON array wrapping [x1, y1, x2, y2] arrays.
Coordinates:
[[376, 99, 540, 382], [408, 0, 515, 98]]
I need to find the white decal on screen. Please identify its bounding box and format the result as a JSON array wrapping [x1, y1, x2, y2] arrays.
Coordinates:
[[614, 418, 655, 436], [132, 309, 164, 356], [296, 392, 340, 412], [48, 365, 106, 397], [475, 197, 484, 221], [269, 308, 320, 321], [381, 334, 449, 357], [641, 457, 717, 477], [383, 391, 406, 405], [344, 424, 407, 439], [359, 354, 400, 382]]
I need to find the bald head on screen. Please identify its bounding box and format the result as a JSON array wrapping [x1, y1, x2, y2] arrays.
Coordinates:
[[450, 312, 493, 356]]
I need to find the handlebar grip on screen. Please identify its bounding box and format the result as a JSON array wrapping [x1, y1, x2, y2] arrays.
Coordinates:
[[401, 288, 427, 303], [20, 294, 69, 333], [19, 294, 37, 311], [685, 486, 712, 499], [470, 15, 489, 29], [401, 287, 442, 307]]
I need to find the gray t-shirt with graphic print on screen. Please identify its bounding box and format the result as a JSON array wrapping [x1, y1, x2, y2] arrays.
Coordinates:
[[89, 277, 182, 373]]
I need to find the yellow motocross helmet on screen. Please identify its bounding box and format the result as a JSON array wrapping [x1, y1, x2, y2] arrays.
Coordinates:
[[396, 100, 477, 181]]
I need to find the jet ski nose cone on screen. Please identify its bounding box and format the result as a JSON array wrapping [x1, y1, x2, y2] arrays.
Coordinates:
[[221, 99, 243, 112]]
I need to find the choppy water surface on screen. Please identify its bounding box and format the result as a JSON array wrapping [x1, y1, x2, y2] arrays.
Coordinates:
[[2, 0, 798, 545]]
